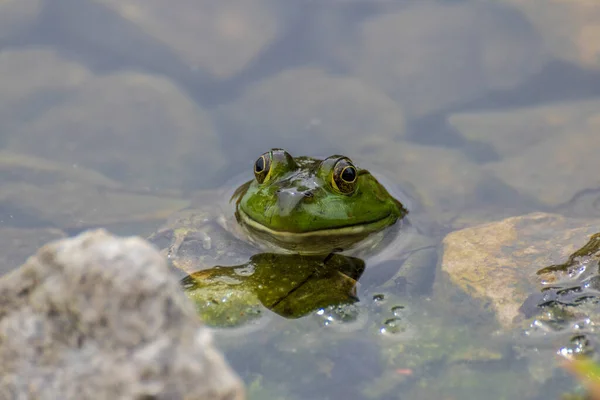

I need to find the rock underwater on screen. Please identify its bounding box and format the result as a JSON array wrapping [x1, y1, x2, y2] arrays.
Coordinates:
[[0, 229, 244, 400], [436, 212, 600, 329]]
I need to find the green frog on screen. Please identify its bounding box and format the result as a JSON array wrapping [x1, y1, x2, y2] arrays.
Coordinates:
[[231, 148, 408, 255], [148, 149, 435, 326]]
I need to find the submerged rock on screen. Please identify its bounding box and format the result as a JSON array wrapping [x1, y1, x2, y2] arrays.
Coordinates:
[[7, 71, 223, 190], [500, 0, 600, 70], [216, 67, 406, 162], [91, 0, 286, 79], [436, 212, 600, 329], [0, 0, 42, 40], [342, 2, 546, 117], [0, 48, 91, 134], [0, 151, 189, 230], [450, 99, 600, 207], [0, 229, 244, 400]]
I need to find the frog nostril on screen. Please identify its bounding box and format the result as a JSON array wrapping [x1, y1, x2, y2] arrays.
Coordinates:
[[303, 191, 314, 198]]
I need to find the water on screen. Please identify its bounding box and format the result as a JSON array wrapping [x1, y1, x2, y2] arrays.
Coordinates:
[[1, 0, 600, 399]]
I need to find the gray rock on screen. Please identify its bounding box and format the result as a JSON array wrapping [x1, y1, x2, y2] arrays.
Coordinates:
[[0, 229, 245, 400]]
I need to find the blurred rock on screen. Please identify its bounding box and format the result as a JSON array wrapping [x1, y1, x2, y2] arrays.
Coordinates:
[[488, 129, 600, 207], [0, 0, 42, 40], [436, 212, 600, 329], [0, 48, 91, 133], [0, 152, 189, 230], [340, 2, 546, 117], [0, 151, 121, 189], [0, 227, 66, 276], [558, 189, 600, 219], [449, 99, 600, 158], [216, 67, 406, 162], [0, 181, 190, 230], [359, 141, 499, 227], [455, 99, 600, 207], [500, 0, 600, 70], [92, 0, 285, 79], [7, 71, 223, 190], [0, 229, 245, 399]]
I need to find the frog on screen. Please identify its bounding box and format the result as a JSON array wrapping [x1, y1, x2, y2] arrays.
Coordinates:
[[230, 148, 408, 255], [148, 148, 438, 326]]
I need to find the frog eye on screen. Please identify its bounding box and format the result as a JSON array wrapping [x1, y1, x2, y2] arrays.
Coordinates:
[[332, 158, 357, 194], [254, 152, 272, 184]]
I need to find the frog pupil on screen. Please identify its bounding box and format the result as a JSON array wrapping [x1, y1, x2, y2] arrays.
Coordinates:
[[255, 156, 265, 173], [341, 166, 356, 182]]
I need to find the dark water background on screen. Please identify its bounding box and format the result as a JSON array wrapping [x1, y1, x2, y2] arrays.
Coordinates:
[[1, 1, 600, 399]]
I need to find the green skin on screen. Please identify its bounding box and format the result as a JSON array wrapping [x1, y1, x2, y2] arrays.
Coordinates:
[[182, 252, 366, 325], [231, 148, 408, 255]]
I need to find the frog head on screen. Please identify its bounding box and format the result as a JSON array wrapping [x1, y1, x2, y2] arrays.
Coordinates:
[[232, 149, 407, 254]]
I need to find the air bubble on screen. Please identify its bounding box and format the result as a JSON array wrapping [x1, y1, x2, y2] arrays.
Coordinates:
[[313, 304, 368, 332], [391, 305, 405, 316], [372, 294, 385, 303], [379, 317, 405, 335]]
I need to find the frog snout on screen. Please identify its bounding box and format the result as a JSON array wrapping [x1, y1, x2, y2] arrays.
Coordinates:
[[275, 189, 312, 215], [276, 188, 314, 200]]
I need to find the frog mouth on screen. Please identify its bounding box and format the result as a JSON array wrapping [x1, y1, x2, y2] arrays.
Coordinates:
[[236, 208, 397, 242]]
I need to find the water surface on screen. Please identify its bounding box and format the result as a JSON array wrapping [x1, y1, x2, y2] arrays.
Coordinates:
[[1, 1, 600, 399]]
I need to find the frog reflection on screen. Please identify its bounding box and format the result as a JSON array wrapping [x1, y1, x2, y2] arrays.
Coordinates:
[[181, 252, 365, 327]]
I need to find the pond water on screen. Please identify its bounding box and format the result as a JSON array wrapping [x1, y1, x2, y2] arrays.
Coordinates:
[[1, 0, 600, 399]]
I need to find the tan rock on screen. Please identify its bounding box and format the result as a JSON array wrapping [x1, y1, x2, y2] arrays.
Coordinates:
[[438, 212, 600, 328]]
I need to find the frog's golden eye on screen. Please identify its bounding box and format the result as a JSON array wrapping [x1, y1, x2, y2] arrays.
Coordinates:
[[254, 152, 271, 184], [332, 158, 357, 194]]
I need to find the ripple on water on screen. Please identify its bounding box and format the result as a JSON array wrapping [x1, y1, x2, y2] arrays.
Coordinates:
[[525, 233, 600, 361], [376, 302, 416, 340], [312, 303, 369, 332]]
